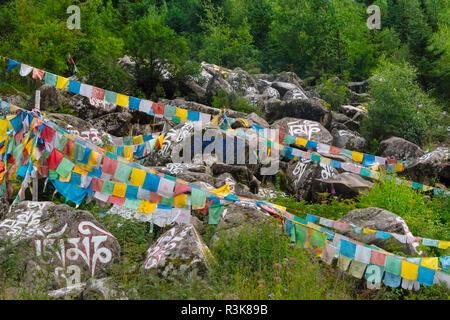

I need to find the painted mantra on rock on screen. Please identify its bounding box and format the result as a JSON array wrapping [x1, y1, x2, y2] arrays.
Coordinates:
[[0, 202, 48, 239], [34, 221, 115, 286], [288, 120, 320, 140], [144, 227, 189, 270]]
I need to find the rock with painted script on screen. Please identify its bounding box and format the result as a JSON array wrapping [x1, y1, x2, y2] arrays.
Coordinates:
[[280, 157, 338, 200], [338, 207, 418, 255], [331, 128, 367, 152], [400, 151, 445, 186], [271, 117, 333, 145], [142, 224, 212, 278], [0, 201, 121, 291]]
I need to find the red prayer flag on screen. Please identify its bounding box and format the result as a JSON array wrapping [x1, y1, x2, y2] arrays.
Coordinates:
[[329, 146, 341, 155], [91, 177, 104, 192], [152, 103, 164, 115], [41, 125, 56, 144], [150, 192, 162, 204], [92, 87, 105, 101], [47, 149, 64, 170], [102, 156, 118, 175], [108, 195, 126, 206], [174, 183, 191, 196], [32, 68, 45, 80]]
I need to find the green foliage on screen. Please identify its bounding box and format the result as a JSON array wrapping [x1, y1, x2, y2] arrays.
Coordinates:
[[315, 77, 352, 111], [212, 89, 261, 115], [199, 0, 258, 70], [357, 175, 449, 244], [361, 59, 443, 146]]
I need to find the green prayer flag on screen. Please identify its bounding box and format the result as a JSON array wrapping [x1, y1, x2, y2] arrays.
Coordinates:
[[311, 154, 321, 162], [208, 204, 225, 225], [101, 180, 115, 195], [113, 162, 132, 182], [57, 135, 68, 151], [161, 196, 174, 207], [148, 139, 157, 152], [56, 157, 75, 179], [44, 73, 57, 86], [283, 134, 297, 145], [48, 169, 58, 180], [385, 255, 402, 276], [310, 229, 326, 248], [123, 199, 141, 210], [164, 105, 177, 117], [123, 137, 133, 146], [292, 223, 308, 248], [191, 188, 207, 209]]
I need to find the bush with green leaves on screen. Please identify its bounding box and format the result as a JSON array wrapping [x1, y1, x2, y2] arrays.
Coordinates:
[[361, 60, 444, 146]]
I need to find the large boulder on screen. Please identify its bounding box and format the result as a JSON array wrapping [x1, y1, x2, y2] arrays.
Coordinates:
[[271, 117, 333, 145], [378, 137, 424, 161], [338, 207, 418, 255], [281, 158, 338, 201], [331, 128, 367, 152], [91, 111, 133, 137], [317, 172, 374, 198], [0, 201, 121, 290], [400, 151, 445, 185], [263, 98, 332, 128], [66, 95, 118, 120], [142, 225, 212, 278], [28, 84, 63, 110]]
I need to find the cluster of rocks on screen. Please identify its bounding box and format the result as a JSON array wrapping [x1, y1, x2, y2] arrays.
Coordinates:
[[0, 59, 448, 298]]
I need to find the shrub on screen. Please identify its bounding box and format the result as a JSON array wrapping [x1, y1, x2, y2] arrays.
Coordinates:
[[360, 60, 443, 146]]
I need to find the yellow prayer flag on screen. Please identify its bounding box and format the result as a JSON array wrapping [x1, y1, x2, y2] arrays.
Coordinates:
[[438, 241, 450, 249], [352, 151, 364, 162], [88, 150, 99, 167], [59, 171, 72, 182], [395, 163, 403, 172], [320, 157, 331, 166], [130, 168, 146, 187], [174, 194, 187, 208], [211, 184, 231, 197], [156, 134, 165, 149], [274, 204, 286, 211], [112, 183, 127, 198], [133, 135, 144, 145], [296, 137, 307, 147], [175, 108, 188, 119], [56, 76, 69, 89], [138, 200, 157, 214], [421, 257, 438, 270], [370, 170, 380, 180], [0, 119, 8, 136], [401, 260, 419, 281], [211, 115, 219, 125], [116, 94, 129, 107], [124, 145, 133, 161], [363, 228, 376, 234], [423, 185, 433, 192], [73, 166, 88, 175]]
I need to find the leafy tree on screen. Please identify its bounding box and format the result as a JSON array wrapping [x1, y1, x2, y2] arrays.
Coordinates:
[[361, 60, 443, 146], [198, 0, 257, 69], [125, 6, 190, 97]]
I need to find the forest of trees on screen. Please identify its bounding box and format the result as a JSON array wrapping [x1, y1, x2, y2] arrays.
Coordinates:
[[0, 0, 449, 146]]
